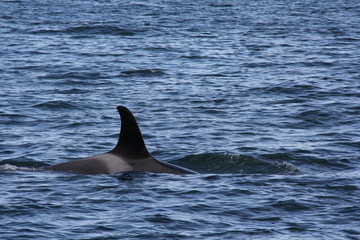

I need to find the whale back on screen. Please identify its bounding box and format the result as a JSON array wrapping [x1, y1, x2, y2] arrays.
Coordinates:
[[45, 106, 196, 174]]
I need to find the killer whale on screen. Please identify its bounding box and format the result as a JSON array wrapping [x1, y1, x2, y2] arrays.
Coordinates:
[[44, 106, 196, 175]]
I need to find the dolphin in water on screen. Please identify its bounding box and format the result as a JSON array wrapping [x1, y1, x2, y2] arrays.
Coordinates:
[[45, 106, 196, 175]]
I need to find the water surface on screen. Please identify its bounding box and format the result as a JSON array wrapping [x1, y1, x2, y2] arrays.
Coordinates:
[[1, 0, 360, 239]]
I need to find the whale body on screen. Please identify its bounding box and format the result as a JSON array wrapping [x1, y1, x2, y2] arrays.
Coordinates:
[[45, 106, 196, 174]]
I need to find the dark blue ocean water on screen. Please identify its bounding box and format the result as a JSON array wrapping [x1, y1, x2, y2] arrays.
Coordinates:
[[1, 0, 360, 239]]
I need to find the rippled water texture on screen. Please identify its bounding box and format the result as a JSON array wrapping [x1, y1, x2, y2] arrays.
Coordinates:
[[1, 0, 360, 239]]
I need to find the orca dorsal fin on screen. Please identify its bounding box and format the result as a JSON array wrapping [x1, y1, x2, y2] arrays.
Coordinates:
[[111, 106, 151, 159]]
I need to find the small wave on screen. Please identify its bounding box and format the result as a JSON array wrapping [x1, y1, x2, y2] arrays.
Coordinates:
[[171, 153, 299, 174], [65, 26, 135, 36], [121, 69, 165, 77], [39, 71, 101, 80], [57, 88, 90, 94], [260, 84, 320, 95], [0, 160, 47, 168], [209, 4, 233, 7], [0, 160, 46, 172], [30, 25, 136, 36], [0, 164, 20, 171], [194, 73, 227, 77], [272, 199, 311, 212], [0, 113, 37, 125], [295, 109, 338, 127], [33, 100, 78, 110], [303, 61, 335, 67], [0, 164, 37, 172]]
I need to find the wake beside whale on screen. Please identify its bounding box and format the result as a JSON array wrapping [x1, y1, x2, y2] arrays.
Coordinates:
[[44, 106, 196, 175]]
